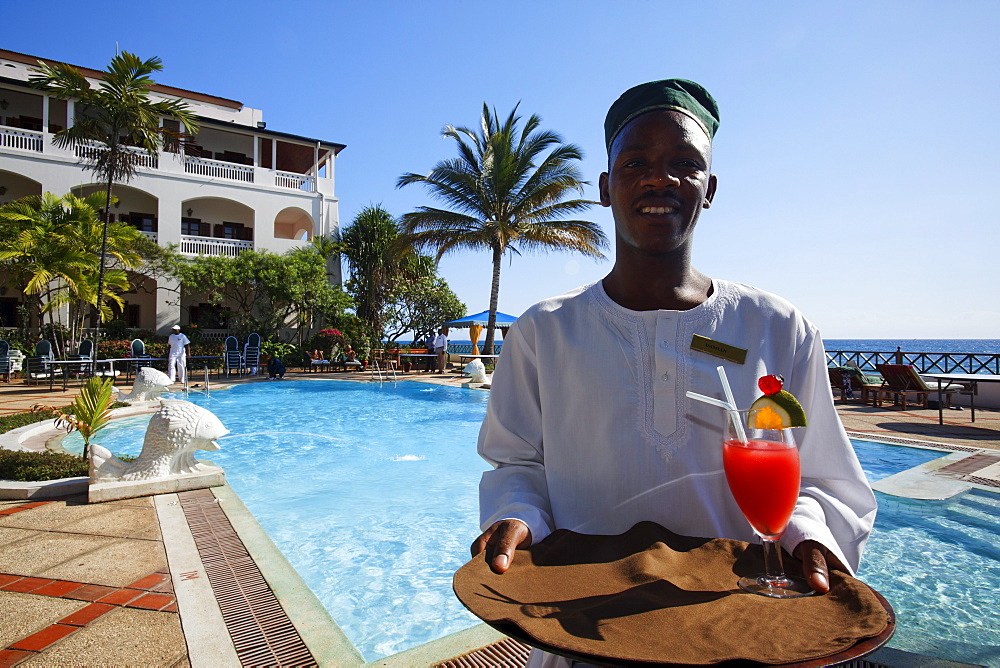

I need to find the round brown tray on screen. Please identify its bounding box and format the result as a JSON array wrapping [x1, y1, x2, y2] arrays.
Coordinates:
[[483, 586, 895, 667], [455, 523, 896, 666]]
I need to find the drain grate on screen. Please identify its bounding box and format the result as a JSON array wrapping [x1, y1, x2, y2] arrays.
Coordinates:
[[844, 431, 982, 452], [178, 488, 317, 667], [436, 637, 532, 667], [936, 452, 1000, 476]]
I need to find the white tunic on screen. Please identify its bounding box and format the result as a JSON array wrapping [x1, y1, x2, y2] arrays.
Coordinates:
[[478, 279, 877, 576]]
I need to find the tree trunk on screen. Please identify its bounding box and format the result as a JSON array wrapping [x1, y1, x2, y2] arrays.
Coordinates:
[[91, 173, 115, 345], [482, 245, 503, 355]]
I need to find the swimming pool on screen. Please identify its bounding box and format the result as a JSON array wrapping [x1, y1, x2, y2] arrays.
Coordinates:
[[66, 380, 1000, 664]]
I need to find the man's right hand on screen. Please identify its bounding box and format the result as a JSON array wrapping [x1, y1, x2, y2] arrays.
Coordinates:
[[470, 519, 532, 574]]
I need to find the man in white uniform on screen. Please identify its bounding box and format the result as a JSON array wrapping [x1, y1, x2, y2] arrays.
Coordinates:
[[433, 327, 449, 373], [166, 324, 191, 384], [472, 80, 877, 665]]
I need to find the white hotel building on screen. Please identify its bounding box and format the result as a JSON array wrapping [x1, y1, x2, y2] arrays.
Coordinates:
[[0, 48, 345, 335]]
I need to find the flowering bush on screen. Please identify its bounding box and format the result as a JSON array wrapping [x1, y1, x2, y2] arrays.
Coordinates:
[[97, 339, 224, 363], [307, 328, 348, 360]]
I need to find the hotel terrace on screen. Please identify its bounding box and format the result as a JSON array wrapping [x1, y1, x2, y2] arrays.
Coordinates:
[[0, 48, 345, 335]]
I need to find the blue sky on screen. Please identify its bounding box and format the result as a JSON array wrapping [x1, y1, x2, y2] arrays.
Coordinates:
[[4, 1, 999, 338]]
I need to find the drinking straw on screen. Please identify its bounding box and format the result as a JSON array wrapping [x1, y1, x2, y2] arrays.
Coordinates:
[[685, 390, 749, 444], [685, 391, 733, 411], [716, 366, 748, 444]]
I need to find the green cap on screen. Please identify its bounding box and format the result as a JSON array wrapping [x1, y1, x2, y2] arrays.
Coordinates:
[[605, 79, 720, 150]]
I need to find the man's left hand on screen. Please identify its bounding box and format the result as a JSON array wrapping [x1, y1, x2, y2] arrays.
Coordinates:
[[793, 540, 847, 594]]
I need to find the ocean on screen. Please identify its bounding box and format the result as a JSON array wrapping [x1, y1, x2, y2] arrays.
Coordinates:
[[823, 339, 1000, 355]]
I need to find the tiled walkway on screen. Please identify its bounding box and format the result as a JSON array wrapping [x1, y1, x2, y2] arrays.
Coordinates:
[[0, 495, 187, 667]]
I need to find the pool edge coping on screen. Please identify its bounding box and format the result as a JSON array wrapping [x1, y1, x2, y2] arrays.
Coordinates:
[[209, 482, 367, 665], [212, 482, 504, 666]]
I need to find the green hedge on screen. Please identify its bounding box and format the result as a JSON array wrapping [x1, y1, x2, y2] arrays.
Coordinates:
[[0, 449, 89, 481], [0, 402, 133, 481], [0, 408, 61, 435], [97, 340, 225, 359]]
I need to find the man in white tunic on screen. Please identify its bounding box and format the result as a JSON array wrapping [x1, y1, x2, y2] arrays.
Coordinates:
[[166, 324, 191, 384], [472, 80, 877, 665]]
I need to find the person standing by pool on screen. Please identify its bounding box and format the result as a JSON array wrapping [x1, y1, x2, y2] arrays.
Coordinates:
[[434, 327, 449, 373], [472, 80, 877, 660], [166, 324, 191, 384]]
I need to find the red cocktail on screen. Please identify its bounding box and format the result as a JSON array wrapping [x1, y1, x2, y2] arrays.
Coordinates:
[[724, 409, 813, 598], [722, 438, 800, 538]]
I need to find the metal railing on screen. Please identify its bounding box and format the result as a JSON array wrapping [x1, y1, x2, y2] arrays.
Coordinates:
[[184, 155, 254, 182], [274, 170, 315, 192], [179, 234, 253, 257], [448, 342, 504, 355], [0, 125, 43, 152], [369, 359, 398, 382], [827, 350, 1000, 375]]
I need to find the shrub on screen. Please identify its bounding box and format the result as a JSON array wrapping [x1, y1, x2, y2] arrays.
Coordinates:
[[288, 347, 310, 368], [261, 341, 295, 360], [0, 449, 89, 481], [0, 403, 129, 436], [0, 408, 61, 435], [307, 328, 348, 360], [0, 401, 133, 481]]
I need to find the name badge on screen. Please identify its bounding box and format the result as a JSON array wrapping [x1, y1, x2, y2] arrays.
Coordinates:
[[690, 334, 747, 365]]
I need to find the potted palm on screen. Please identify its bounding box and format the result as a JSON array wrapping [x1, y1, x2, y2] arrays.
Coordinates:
[[32, 376, 115, 460]]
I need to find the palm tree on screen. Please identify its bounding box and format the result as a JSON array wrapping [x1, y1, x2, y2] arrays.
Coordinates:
[[339, 205, 415, 343], [30, 51, 199, 342], [0, 193, 141, 352], [0, 193, 98, 354], [397, 104, 607, 353]]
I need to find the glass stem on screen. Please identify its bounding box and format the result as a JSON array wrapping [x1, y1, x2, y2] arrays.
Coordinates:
[[761, 538, 790, 586]]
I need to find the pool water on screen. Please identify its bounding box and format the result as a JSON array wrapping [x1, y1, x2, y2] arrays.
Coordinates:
[[66, 381, 1000, 664]]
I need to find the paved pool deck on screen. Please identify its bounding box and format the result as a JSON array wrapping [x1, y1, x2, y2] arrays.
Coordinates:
[[1, 370, 996, 667]]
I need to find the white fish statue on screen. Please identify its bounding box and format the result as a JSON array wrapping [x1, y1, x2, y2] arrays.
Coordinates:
[[463, 359, 489, 384], [113, 367, 173, 403], [90, 400, 229, 482]]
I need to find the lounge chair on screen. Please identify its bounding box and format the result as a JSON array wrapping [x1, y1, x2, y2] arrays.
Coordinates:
[[244, 333, 261, 375], [130, 338, 153, 377], [24, 341, 55, 386], [0, 340, 10, 383], [331, 352, 346, 372], [828, 365, 882, 403], [224, 336, 243, 376], [307, 350, 330, 373], [66, 339, 95, 380], [24, 356, 55, 386], [331, 352, 362, 372], [34, 340, 53, 359], [873, 364, 965, 410], [76, 339, 94, 360]]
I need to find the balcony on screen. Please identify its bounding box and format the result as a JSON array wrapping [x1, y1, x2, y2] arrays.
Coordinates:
[[275, 170, 316, 192], [76, 141, 159, 169], [0, 127, 333, 195], [0, 124, 44, 153], [184, 155, 254, 183], [179, 235, 252, 257]]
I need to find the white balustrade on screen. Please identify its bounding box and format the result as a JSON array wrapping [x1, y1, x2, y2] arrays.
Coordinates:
[[140, 231, 158, 243], [274, 170, 316, 192], [180, 235, 253, 257], [0, 125, 44, 152], [74, 141, 159, 169], [184, 155, 254, 182]]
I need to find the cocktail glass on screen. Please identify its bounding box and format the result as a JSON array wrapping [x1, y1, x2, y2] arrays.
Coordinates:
[[723, 409, 813, 598]]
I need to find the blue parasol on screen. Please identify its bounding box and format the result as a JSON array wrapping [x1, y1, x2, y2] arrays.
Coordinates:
[[444, 310, 518, 328]]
